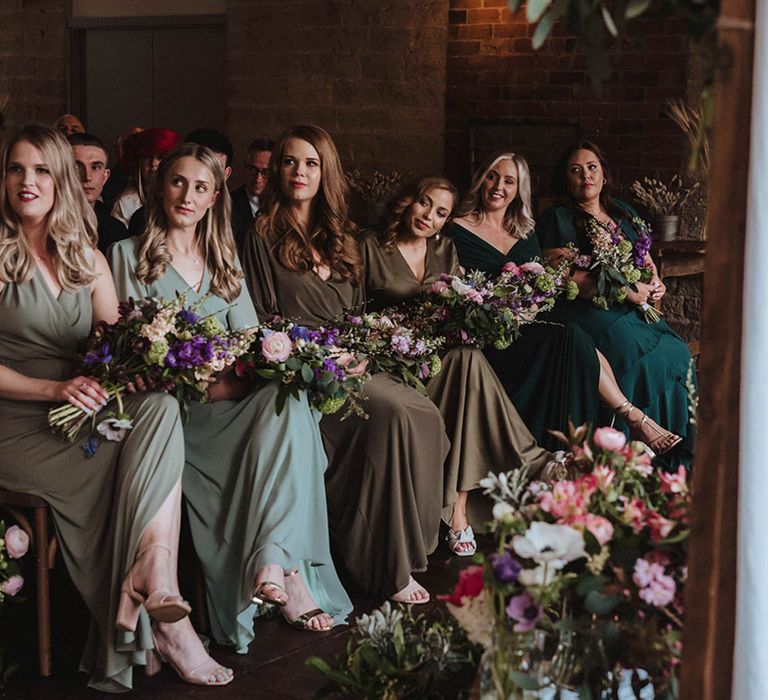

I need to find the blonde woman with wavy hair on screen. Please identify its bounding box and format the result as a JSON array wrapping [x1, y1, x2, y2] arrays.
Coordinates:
[[110, 143, 352, 650], [0, 124, 233, 690], [455, 151, 535, 240], [243, 125, 450, 605]]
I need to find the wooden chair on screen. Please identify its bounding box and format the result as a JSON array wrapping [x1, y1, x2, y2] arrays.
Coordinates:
[[0, 488, 57, 677]]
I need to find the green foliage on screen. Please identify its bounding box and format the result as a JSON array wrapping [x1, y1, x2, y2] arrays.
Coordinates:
[[508, 0, 719, 92], [307, 603, 480, 699]]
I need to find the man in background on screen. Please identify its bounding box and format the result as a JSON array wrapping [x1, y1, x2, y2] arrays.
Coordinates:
[[230, 138, 273, 255], [56, 113, 86, 136], [68, 132, 129, 254]]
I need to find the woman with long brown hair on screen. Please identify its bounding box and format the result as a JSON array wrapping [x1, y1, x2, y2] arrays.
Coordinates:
[[0, 124, 228, 690], [110, 143, 352, 651], [360, 175, 556, 554], [243, 125, 448, 604]]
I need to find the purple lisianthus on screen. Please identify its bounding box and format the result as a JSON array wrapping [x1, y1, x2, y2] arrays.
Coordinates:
[[166, 336, 215, 369], [632, 231, 653, 267], [176, 308, 201, 325], [83, 342, 112, 365], [506, 591, 542, 632], [315, 357, 346, 382], [490, 551, 522, 583]]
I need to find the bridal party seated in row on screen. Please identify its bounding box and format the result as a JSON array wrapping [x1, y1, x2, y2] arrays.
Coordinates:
[[0, 121, 695, 691]]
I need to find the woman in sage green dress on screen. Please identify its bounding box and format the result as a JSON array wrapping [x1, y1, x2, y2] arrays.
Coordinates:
[[536, 141, 693, 467], [109, 143, 352, 649], [360, 176, 555, 556], [242, 125, 449, 604], [0, 125, 232, 690], [450, 151, 682, 457]]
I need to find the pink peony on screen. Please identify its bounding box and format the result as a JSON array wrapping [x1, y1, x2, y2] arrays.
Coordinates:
[[593, 427, 627, 452], [260, 331, 292, 363], [4, 525, 29, 559], [520, 261, 545, 275], [501, 261, 520, 275], [0, 574, 24, 597], [438, 565, 484, 606]]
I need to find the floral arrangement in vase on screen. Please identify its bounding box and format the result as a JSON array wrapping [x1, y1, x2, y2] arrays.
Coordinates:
[[629, 176, 698, 218], [441, 424, 689, 699]]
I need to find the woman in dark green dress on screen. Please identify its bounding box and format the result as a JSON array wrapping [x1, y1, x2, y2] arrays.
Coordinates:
[[110, 143, 351, 646], [450, 151, 681, 456], [242, 125, 449, 604], [360, 176, 554, 555], [0, 125, 231, 691], [536, 141, 693, 466]]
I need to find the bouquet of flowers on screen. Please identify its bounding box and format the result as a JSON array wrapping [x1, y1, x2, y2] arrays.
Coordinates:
[[48, 295, 251, 445], [442, 425, 689, 699], [336, 311, 444, 394], [572, 216, 660, 323], [233, 317, 369, 417], [492, 259, 579, 321]]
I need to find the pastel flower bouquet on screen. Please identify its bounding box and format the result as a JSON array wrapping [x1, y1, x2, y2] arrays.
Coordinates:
[[233, 317, 369, 417], [48, 295, 251, 445], [572, 216, 660, 323], [336, 311, 444, 394], [442, 425, 689, 699], [0, 523, 28, 604]]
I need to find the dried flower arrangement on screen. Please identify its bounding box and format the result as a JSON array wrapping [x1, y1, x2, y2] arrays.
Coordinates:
[[347, 169, 403, 203], [630, 176, 699, 217]]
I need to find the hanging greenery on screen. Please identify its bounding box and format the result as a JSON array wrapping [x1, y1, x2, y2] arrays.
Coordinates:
[[508, 0, 719, 92]]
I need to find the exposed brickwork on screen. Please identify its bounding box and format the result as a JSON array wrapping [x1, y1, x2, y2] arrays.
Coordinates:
[[227, 0, 450, 182], [0, 0, 68, 129], [444, 6, 691, 198]]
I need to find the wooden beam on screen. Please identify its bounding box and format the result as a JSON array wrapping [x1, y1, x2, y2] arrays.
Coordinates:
[[680, 2, 755, 698]]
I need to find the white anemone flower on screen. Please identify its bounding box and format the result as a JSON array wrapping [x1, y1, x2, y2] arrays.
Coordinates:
[[518, 563, 558, 587], [96, 417, 133, 442], [451, 278, 474, 296], [492, 502, 515, 523], [513, 521, 586, 567]]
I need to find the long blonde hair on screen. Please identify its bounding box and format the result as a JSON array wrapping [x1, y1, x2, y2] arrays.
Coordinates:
[[255, 124, 363, 284], [456, 152, 535, 239], [136, 143, 242, 302], [0, 124, 97, 289]]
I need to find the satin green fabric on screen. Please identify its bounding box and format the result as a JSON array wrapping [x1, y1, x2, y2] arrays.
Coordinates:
[[359, 231, 551, 525], [0, 268, 185, 692], [110, 238, 351, 652], [243, 232, 449, 598], [536, 204, 695, 467], [448, 221, 601, 450]]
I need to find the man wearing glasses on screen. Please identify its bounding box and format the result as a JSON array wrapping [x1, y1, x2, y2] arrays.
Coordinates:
[[231, 137, 274, 255]]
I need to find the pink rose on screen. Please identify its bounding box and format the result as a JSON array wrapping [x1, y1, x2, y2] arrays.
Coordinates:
[[260, 331, 292, 363], [0, 574, 24, 597], [583, 514, 614, 545], [520, 261, 545, 275], [593, 427, 627, 452], [4, 525, 29, 559], [501, 261, 520, 275]]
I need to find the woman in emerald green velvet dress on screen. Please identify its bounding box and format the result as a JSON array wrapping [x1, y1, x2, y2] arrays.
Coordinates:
[[0, 125, 232, 691], [109, 143, 352, 649], [450, 151, 681, 456], [361, 176, 556, 556], [535, 141, 693, 467]]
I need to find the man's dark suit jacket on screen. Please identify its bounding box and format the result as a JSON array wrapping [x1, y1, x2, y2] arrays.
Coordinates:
[[95, 200, 129, 255]]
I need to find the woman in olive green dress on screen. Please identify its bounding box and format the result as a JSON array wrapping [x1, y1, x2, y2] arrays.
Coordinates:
[[450, 151, 681, 456], [0, 125, 231, 690], [536, 141, 692, 466], [110, 143, 352, 648], [360, 176, 554, 555], [242, 125, 449, 604]]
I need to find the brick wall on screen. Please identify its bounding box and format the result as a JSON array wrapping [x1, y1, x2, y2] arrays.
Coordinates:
[[227, 0, 450, 184], [0, 0, 67, 129], [444, 2, 691, 197]]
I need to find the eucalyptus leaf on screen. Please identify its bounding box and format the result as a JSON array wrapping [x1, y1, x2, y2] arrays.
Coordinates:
[[601, 4, 619, 37], [532, 8, 557, 50], [300, 362, 314, 383], [526, 0, 550, 23], [584, 589, 621, 614], [625, 0, 652, 19]]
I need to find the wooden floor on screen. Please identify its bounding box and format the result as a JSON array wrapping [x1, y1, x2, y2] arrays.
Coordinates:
[[2, 545, 472, 699]]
